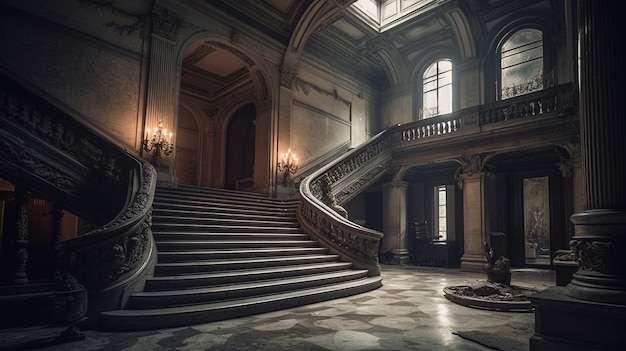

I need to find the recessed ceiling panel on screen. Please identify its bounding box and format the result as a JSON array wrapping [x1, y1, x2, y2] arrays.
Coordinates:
[[263, 0, 298, 13], [331, 19, 367, 41], [400, 18, 443, 41], [195, 50, 247, 78]]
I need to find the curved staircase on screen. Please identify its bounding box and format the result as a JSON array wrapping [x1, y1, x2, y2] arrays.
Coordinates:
[[100, 185, 382, 331]]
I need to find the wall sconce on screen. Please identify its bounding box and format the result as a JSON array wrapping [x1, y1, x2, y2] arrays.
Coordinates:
[[277, 148, 299, 184], [143, 121, 174, 168]]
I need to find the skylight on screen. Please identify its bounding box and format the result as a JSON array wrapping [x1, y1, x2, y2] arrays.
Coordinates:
[[350, 0, 439, 32]]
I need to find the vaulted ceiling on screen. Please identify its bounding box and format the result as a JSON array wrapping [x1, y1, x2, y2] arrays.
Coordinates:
[[181, 0, 556, 100]]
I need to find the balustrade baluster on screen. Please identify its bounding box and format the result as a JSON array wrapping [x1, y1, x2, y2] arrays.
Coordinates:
[[11, 186, 29, 284]]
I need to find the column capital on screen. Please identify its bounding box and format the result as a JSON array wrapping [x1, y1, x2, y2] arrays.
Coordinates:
[[382, 180, 409, 190], [152, 8, 183, 43]]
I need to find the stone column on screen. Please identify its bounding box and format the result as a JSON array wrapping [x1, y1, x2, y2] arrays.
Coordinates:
[[528, 2, 626, 350], [382, 181, 409, 264], [459, 172, 488, 272], [565, 0, 626, 305], [143, 9, 182, 186], [454, 153, 489, 272]]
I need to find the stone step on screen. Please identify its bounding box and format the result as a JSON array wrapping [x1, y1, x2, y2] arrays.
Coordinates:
[[154, 254, 341, 275], [152, 206, 296, 219], [152, 198, 297, 214], [153, 232, 310, 242], [156, 247, 329, 262], [143, 262, 355, 291], [155, 190, 298, 208], [151, 222, 304, 234], [127, 270, 369, 310], [151, 214, 301, 228], [100, 276, 383, 331], [156, 239, 319, 251]]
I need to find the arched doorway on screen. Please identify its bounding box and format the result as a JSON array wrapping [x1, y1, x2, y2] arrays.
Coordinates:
[[225, 103, 256, 190], [176, 38, 272, 192]]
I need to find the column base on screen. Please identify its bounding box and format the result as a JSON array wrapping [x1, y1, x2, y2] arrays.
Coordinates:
[[460, 253, 487, 272], [568, 209, 626, 305], [529, 286, 626, 351], [391, 249, 410, 265]]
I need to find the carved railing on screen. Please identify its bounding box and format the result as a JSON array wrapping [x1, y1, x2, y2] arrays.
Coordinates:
[[399, 112, 464, 142], [480, 83, 576, 125], [298, 132, 393, 276], [0, 72, 156, 323], [298, 83, 577, 276]]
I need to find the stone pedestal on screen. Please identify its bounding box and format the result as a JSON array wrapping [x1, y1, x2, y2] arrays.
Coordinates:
[[529, 287, 626, 350]]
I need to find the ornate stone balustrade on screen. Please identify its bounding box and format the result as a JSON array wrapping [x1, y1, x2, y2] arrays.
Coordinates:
[[400, 114, 463, 142], [298, 132, 393, 276], [480, 83, 576, 125], [0, 73, 157, 322]]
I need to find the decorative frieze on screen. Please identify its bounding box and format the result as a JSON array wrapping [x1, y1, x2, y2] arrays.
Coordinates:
[[0, 89, 126, 182]]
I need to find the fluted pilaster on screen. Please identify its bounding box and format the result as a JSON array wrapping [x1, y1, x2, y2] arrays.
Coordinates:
[[145, 34, 177, 135]]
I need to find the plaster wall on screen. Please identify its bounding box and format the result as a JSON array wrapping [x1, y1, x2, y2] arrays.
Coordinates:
[[0, 1, 148, 151]]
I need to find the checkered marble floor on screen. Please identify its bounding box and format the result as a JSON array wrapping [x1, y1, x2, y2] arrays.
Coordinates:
[[0, 265, 555, 351]]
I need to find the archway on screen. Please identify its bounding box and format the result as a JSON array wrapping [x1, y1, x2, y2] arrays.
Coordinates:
[[176, 38, 272, 192]]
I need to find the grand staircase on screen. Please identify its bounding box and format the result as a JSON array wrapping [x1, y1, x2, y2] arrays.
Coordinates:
[[100, 185, 382, 331]]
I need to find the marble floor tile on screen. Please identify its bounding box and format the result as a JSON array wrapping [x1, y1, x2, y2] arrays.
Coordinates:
[[0, 265, 555, 351]]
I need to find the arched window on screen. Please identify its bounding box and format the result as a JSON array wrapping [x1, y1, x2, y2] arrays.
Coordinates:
[[421, 59, 452, 118], [499, 28, 547, 100]]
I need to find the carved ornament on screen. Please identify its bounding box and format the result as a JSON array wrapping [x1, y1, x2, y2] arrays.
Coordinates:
[[280, 65, 298, 89], [294, 78, 351, 106], [0, 89, 126, 182], [152, 8, 183, 42], [569, 239, 626, 276], [78, 0, 146, 36]]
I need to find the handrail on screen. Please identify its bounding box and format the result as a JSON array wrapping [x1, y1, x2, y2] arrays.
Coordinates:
[[0, 72, 157, 322]]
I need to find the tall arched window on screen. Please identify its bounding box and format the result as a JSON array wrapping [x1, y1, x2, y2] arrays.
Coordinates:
[[422, 59, 452, 118], [500, 28, 546, 99]]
